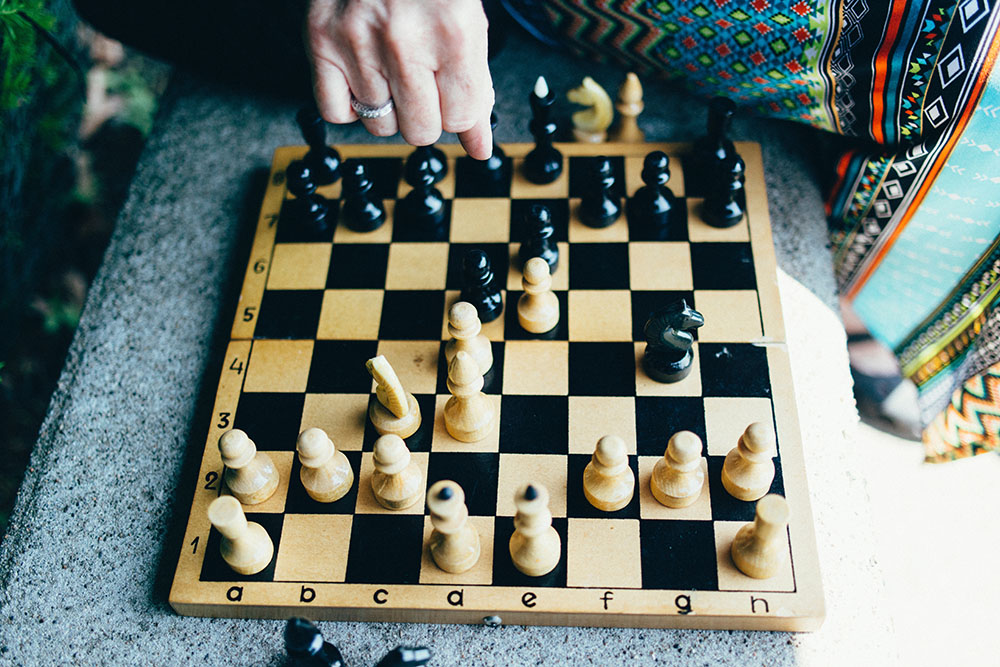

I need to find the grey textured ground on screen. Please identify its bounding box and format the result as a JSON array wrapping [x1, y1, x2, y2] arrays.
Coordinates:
[[0, 32, 893, 665]]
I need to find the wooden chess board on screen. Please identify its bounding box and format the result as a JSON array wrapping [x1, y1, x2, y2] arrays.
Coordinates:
[[168, 140, 824, 631]]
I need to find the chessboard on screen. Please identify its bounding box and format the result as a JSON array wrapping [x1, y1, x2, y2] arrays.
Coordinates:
[[168, 139, 824, 631]]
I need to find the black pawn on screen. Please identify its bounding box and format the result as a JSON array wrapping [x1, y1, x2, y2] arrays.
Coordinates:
[[375, 646, 432, 667], [476, 111, 507, 182], [518, 204, 559, 272], [286, 160, 332, 234], [703, 155, 746, 228], [580, 156, 621, 228], [642, 299, 704, 383], [691, 97, 738, 183], [401, 152, 447, 229], [627, 151, 675, 229], [524, 79, 563, 184], [341, 160, 385, 232], [284, 618, 346, 667], [296, 106, 341, 186], [460, 249, 503, 323], [406, 144, 447, 185]]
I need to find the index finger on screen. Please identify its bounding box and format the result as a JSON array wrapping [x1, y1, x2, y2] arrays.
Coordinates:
[[457, 116, 493, 161]]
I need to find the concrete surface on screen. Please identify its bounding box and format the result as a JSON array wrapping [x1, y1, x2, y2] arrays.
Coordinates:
[[0, 31, 893, 664]]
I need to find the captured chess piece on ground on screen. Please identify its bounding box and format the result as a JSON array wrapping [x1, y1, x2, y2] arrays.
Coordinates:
[[284, 617, 346, 667]]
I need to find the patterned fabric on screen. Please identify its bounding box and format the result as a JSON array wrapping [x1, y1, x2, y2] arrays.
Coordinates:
[[514, 0, 1000, 460]]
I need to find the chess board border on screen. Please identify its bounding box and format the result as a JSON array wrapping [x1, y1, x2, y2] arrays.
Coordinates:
[[168, 142, 824, 631]]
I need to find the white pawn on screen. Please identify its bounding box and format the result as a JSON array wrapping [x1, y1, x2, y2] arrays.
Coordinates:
[[509, 483, 561, 577], [721, 422, 776, 502], [444, 351, 496, 442], [427, 480, 481, 573], [583, 435, 635, 512], [207, 495, 274, 575], [371, 434, 424, 510], [731, 494, 790, 579], [218, 429, 279, 505], [296, 428, 354, 503], [517, 257, 560, 334], [445, 301, 493, 375], [651, 431, 706, 508], [367, 355, 422, 439]]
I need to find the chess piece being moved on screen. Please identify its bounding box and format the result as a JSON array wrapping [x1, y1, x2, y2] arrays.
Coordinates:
[[473, 111, 507, 184], [524, 76, 563, 184], [509, 483, 561, 577], [517, 257, 559, 335], [731, 494, 790, 579], [721, 422, 776, 501], [460, 249, 503, 323], [371, 434, 424, 510], [427, 480, 481, 573], [642, 299, 704, 383], [399, 150, 446, 229], [627, 151, 675, 230], [286, 160, 332, 235], [703, 154, 746, 228], [579, 156, 622, 228], [284, 617, 346, 667], [296, 428, 354, 503], [567, 76, 613, 143], [406, 144, 447, 184], [609, 72, 644, 142], [207, 495, 273, 575], [691, 96, 739, 186], [445, 301, 493, 375], [296, 106, 341, 185], [218, 429, 279, 505], [367, 355, 422, 439], [444, 351, 496, 442], [518, 203, 559, 272], [341, 159, 385, 232], [650, 431, 706, 508], [583, 435, 635, 512]]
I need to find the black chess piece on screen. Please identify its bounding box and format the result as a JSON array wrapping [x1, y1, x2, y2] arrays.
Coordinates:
[[296, 106, 342, 186], [702, 155, 746, 228], [406, 144, 447, 185], [524, 78, 563, 184], [518, 203, 559, 272], [375, 646, 432, 667], [461, 249, 503, 323], [400, 151, 447, 229], [284, 618, 346, 667], [475, 111, 507, 182], [579, 156, 622, 228], [286, 160, 333, 235], [627, 151, 675, 229], [691, 96, 739, 189], [341, 159, 385, 232], [643, 299, 704, 383]]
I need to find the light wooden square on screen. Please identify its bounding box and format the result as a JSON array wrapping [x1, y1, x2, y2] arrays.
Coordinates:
[[354, 451, 429, 514], [317, 289, 383, 340], [510, 160, 570, 198], [628, 242, 693, 290], [633, 342, 702, 396], [299, 393, 369, 451], [450, 199, 511, 242], [333, 200, 394, 244], [507, 243, 570, 291], [637, 456, 712, 520], [418, 515, 495, 584], [313, 179, 341, 201], [274, 515, 353, 582], [568, 200, 630, 242], [443, 290, 505, 341], [568, 291, 633, 341], [624, 155, 684, 196], [375, 340, 441, 395], [496, 454, 568, 517], [568, 396, 636, 454], [266, 243, 332, 290], [430, 394, 502, 452], [687, 199, 750, 242], [695, 290, 763, 342], [385, 243, 449, 290], [714, 521, 795, 592], [502, 341, 569, 395], [704, 397, 775, 456], [224, 451, 293, 513], [566, 518, 642, 588], [398, 159, 455, 199], [244, 340, 314, 393]]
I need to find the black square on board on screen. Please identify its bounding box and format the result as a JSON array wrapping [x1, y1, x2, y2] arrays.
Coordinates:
[[378, 291, 446, 340], [446, 243, 510, 291], [626, 195, 689, 242], [690, 243, 756, 290], [568, 342, 636, 396], [454, 155, 513, 198], [344, 514, 424, 584], [276, 197, 338, 243], [362, 393, 436, 452], [639, 519, 719, 590], [234, 393, 305, 451], [199, 513, 283, 582], [698, 343, 771, 397], [306, 340, 379, 393], [356, 157, 403, 201], [436, 342, 504, 395], [499, 395, 568, 454], [503, 291, 568, 341], [284, 451, 362, 514], [425, 452, 499, 516], [492, 516, 567, 588], [510, 199, 569, 243], [565, 453, 640, 519], [630, 291, 696, 342], [391, 200, 452, 242], [253, 290, 324, 340], [326, 244, 389, 289], [634, 396, 707, 456], [707, 455, 785, 522], [568, 155, 626, 200], [568, 243, 630, 290]]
